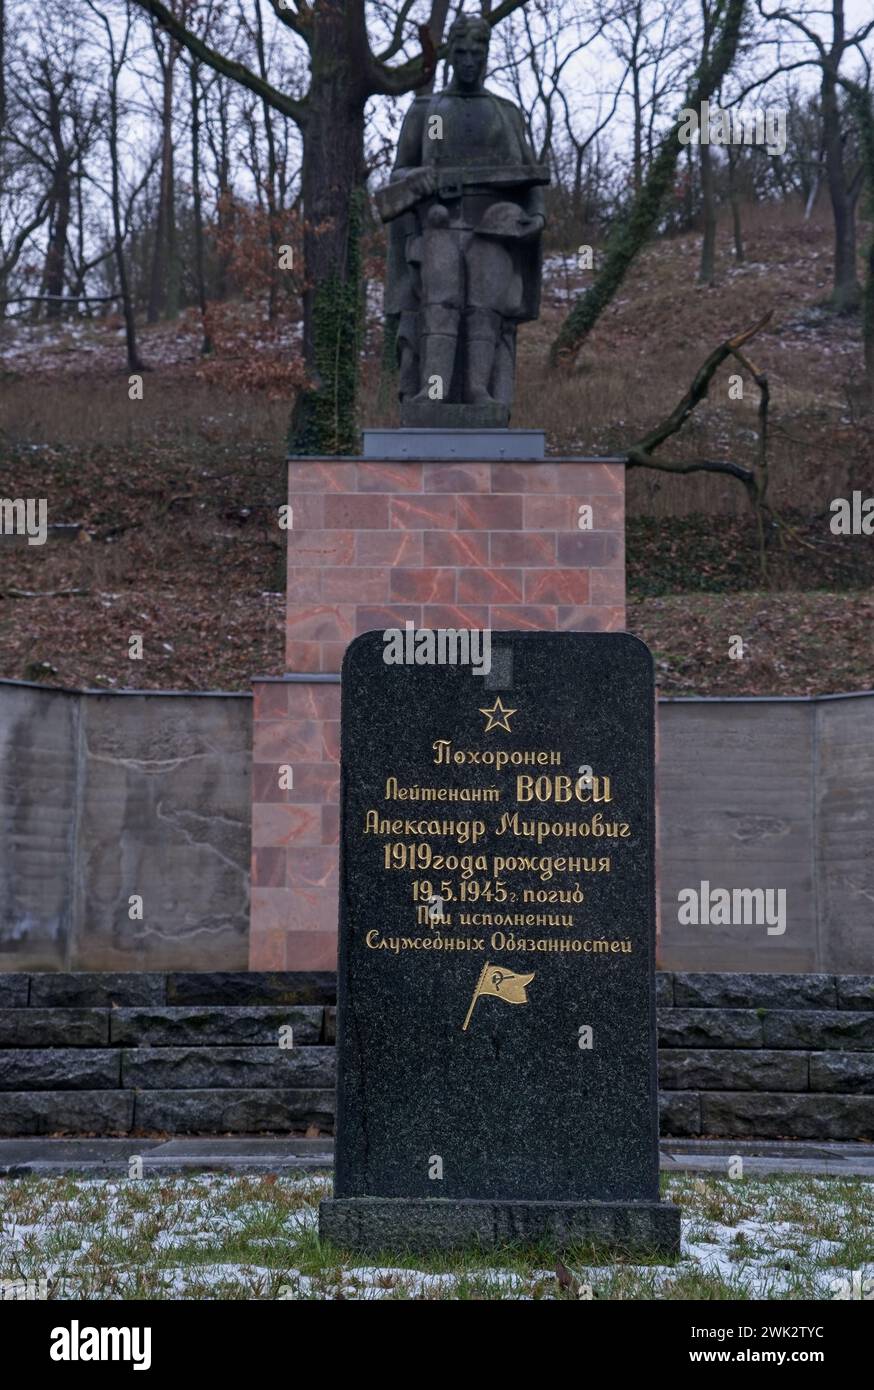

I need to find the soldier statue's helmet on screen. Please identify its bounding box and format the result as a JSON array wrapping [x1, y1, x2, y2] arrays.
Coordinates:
[[446, 14, 491, 53]]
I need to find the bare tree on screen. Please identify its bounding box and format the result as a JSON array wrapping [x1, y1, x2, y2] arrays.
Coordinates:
[[697, 1, 717, 283], [756, 1, 874, 312], [550, 0, 746, 366], [0, 1, 51, 311], [85, 0, 145, 371], [0, 0, 6, 141], [605, 0, 688, 193], [492, 0, 612, 169], [5, 13, 103, 317], [147, 10, 181, 321], [835, 69, 874, 399], [189, 55, 212, 352]]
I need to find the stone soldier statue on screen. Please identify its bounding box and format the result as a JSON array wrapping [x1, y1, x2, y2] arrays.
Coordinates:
[[376, 13, 550, 427]]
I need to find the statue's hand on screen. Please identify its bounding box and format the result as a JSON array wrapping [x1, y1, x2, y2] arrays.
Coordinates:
[[404, 166, 437, 200]]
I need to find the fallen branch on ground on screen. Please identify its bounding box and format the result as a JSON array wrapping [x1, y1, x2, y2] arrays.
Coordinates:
[[624, 312, 775, 578]]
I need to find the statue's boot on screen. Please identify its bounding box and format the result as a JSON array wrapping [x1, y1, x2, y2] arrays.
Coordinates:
[[410, 333, 457, 403], [464, 309, 501, 404]]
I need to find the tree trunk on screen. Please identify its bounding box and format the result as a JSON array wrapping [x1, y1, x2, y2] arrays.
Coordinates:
[[254, 0, 280, 323], [727, 145, 744, 263], [37, 83, 72, 320], [841, 81, 874, 400], [148, 35, 179, 323], [109, 51, 142, 370], [823, 62, 860, 311], [70, 155, 87, 313], [190, 59, 211, 355], [573, 144, 584, 223], [288, 6, 368, 455], [698, 140, 716, 283], [0, 0, 6, 319], [697, 3, 716, 285], [43, 188, 71, 317], [0, 0, 6, 138], [212, 86, 233, 303], [631, 40, 643, 194]]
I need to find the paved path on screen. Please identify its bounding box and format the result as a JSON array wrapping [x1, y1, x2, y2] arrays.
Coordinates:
[[0, 1137, 872, 1179]]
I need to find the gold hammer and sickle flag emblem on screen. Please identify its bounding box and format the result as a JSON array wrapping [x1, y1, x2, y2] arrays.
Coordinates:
[[462, 962, 535, 1031]]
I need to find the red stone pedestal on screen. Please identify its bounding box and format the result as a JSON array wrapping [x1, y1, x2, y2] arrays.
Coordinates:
[[249, 454, 626, 971]]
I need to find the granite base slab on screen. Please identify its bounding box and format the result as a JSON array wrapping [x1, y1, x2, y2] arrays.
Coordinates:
[[319, 1197, 681, 1256], [400, 400, 509, 429]]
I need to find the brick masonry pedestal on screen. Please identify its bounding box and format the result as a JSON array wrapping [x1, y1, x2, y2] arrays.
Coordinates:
[[250, 453, 626, 971]]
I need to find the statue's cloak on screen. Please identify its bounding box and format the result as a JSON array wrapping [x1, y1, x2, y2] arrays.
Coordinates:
[[384, 89, 545, 324]]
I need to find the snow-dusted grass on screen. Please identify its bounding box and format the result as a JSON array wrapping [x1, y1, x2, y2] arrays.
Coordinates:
[[1, 1171, 871, 1300]]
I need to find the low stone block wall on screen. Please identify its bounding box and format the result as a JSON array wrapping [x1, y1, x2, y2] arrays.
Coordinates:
[[0, 971, 336, 1136], [657, 971, 874, 1140], [0, 971, 871, 1140]]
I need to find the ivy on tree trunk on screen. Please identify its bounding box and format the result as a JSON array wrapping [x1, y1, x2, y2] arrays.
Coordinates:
[[289, 187, 364, 454]]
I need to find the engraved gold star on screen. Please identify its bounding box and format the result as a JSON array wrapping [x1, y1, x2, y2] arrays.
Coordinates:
[[479, 697, 517, 732]]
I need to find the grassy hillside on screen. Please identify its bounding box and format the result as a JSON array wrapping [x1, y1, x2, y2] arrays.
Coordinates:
[[0, 197, 871, 695]]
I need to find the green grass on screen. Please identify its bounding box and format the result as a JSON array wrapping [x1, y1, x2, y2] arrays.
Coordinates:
[[0, 1171, 870, 1300]]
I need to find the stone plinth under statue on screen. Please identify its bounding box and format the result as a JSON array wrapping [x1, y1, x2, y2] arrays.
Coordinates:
[[376, 13, 549, 429]]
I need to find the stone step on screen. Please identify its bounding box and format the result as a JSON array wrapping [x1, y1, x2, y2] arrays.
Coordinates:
[[658, 1009, 764, 1048], [659, 1049, 810, 1092], [121, 1045, 336, 1090], [660, 1091, 874, 1140], [699, 1091, 874, 1140], [0, 976, 29, 1008], [657, 1008, 874, 1048], [0, 1090, 134, 1135], [0, 1005, 328, 1048], [0, 1049, 121, 1090], [134, 1088, 335, 1133], [668, 972, 874, 1011], [763, 1010, 874, 1050], [165, 973, 336, 1007], [9, 1004, 871, 1054], [109, 1006, 324, 1047], [0, 1045, 336, 1091], [21, 971, 338, 1009], [0, 1087, 337, 1136], [660, 1048, 874, 1093], [0, 1078, 869, 1139], [29, 974, 166, 1008], [6, 971, 872, 1011], [0, 1009, 110, 1047]]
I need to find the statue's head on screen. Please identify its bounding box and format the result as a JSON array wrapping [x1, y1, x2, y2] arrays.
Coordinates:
[[447, 14, 490, 92]]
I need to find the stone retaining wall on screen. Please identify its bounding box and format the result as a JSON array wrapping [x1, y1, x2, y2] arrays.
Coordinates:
[[0, 682, 251, 972], [0, 971, 870, 1140]]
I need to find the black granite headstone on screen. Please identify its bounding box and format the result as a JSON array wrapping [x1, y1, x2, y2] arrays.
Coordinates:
[[319, 629, 680, 1254]]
